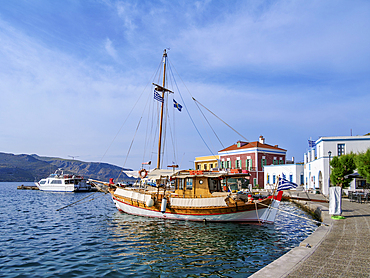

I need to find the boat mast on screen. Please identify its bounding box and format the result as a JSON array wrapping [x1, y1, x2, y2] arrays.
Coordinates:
[[157, 49, 167, 169]]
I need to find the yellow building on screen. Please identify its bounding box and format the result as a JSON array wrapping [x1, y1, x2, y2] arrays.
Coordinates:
[[194, 155, 219, 171]]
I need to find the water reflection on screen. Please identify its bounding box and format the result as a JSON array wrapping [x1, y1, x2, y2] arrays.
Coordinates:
[[107, 202, 317, 277]]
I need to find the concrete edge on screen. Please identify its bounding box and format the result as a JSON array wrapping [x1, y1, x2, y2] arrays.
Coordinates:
[[250, 201, 333, 278]]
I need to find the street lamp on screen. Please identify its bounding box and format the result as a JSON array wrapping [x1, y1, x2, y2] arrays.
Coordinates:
[[328, 151, 332, 187]]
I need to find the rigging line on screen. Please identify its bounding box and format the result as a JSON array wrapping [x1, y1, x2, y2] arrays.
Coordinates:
[[98, 57, 164, 164], [149, 100, 160, 163], [165, 64, 177, 163], [194, 100, 225, 149], [161, 92, 171, 168], [193, 98, 224, 157], [168, 58, 248, 143], [167, 58, 215, 157], [167, 60, 219, 156], [165, 106, 178, 165], [139, 58, 164, 165], [116, 116, 143, 181], [166, 63, 178, 164], [193, 98, 249, 142], [141, 79, 159, 165]]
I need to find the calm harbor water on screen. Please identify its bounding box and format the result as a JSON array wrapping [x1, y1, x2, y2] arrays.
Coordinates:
[[0, 182, 317, 277]]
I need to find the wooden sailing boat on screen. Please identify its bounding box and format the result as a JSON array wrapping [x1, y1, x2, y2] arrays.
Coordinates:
[[102, 50, 283, 223]]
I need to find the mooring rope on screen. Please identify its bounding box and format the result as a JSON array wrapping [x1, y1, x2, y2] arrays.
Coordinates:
[[255, 202, 261, 225], [56, 192, 97, 211], [72, 192, 109, 206], [258, 201, 330, 226]]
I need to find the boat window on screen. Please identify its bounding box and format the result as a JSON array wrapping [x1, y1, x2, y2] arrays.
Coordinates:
[[40, 180, 46, 184], [225, 178, 249, 192], [186, 178, 193, 190], [50, 180, 62, 184], [176, 178, 184, 190], [208, 178, 221, 192]]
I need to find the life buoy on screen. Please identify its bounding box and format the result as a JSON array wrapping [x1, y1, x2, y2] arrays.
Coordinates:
[[139, 169, 148, 178]]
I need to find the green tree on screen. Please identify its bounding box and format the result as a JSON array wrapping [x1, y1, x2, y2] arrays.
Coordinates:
[[354, 148, 370, 183], [330, 153, 356, 188]]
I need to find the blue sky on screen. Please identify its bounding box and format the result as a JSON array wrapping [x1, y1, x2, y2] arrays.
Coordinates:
[[1, 0, 369, 170]]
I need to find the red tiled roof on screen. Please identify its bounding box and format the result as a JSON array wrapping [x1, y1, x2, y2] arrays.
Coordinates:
[[219, 141, 286, 152]]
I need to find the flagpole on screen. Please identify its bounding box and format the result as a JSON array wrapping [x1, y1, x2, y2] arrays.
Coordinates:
[[272, 175, 280, 198], [261, 175, 280, 223]]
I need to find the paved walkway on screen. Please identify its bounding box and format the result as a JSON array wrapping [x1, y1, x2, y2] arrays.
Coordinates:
[[252, 197, 370, 278]]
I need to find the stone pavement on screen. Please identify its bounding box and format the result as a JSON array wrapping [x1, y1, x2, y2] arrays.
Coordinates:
[[251, 197, 370, 278]]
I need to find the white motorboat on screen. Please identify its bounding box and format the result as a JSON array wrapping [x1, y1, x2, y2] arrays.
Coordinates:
[[35, 169, 91, 192]]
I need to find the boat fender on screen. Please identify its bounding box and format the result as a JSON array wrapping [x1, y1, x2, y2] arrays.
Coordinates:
[[161, 197, 167, 213], [139, 169, 148, 178], [146, 198, 154, 207], [248, 194, 253, 203]]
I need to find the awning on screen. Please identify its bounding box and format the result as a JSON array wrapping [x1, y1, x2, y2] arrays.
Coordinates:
[[147, 169, 177, 179], [123, 169, 179, 180], [122, 170, 140, 179], [344, 172, 363, 179]]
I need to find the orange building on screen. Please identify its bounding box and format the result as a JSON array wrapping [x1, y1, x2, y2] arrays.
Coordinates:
[[194, 155, 219, 171]]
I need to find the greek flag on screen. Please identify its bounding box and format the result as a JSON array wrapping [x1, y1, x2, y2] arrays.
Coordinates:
[[154, 90, 164, 103], [173, 99, 182, 112], [308, 140, 316, 148], [277, 177, 298, 191]]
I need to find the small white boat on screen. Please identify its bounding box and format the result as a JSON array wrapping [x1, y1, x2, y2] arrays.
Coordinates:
[[35, 169, 91, 192]]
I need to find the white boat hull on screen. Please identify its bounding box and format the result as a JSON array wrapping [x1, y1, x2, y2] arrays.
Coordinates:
[[35, 183, 77, 192], [112, 197, 278, 223], [34, 180, 91, 192]]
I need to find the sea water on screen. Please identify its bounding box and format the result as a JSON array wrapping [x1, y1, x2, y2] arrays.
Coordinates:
[[0, 182, 317, 277]]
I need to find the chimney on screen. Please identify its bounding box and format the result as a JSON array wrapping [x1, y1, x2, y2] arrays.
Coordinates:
[[259, 136, 265, 144]]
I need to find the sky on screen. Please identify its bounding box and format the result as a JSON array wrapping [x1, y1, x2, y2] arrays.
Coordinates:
[[1, 0, 369, 170]]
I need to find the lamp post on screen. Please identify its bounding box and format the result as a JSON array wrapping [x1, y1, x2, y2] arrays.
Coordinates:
[[328, 151, 332, 187]]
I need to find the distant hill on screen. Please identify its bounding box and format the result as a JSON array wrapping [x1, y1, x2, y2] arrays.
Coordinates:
[[0, 152, 135, 182]]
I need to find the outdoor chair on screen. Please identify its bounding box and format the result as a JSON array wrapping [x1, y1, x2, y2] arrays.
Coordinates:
[[365, 193, 370, 204], [348, 191, 355, 202], [357, 194, 363, 204]]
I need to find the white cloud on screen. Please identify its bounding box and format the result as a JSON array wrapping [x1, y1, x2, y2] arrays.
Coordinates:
[[174, 1, 370, 75], [104, 38, 117, 59]]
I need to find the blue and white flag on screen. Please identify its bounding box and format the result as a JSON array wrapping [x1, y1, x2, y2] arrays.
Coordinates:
[[277, 177, 298, 191], [308, 140, 316, 148], [154, 90, 164, 103], [173, 99, 182, 112]]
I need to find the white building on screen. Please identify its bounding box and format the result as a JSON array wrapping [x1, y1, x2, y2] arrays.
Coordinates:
[[264, 164, 304, 190], [304, 135, 370, 195]]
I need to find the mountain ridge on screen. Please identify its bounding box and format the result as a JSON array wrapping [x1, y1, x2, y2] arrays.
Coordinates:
[[0, 152, 134, 182]]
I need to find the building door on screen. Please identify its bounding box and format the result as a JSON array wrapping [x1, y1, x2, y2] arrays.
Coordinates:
[[318, 171, 323, 192]]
